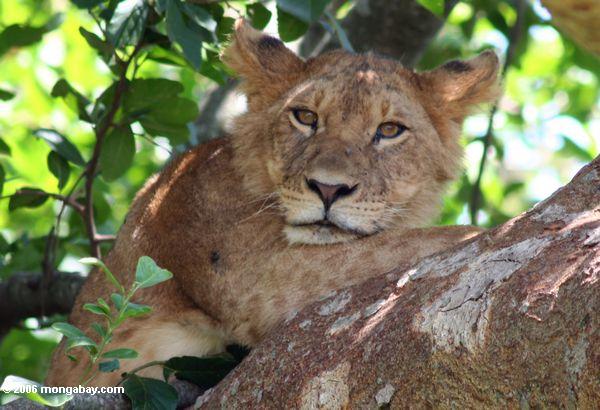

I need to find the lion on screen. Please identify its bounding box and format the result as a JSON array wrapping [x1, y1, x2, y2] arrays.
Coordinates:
[[46, 20, 500, 387]]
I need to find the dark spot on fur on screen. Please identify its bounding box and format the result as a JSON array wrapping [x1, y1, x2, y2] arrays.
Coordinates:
[[443, 60, 471, 73], [257, 35, 284, 51], [210, 250, 220, 264]]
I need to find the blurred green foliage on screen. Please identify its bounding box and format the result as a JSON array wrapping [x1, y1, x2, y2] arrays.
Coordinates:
[[0, 0, 598, 397]]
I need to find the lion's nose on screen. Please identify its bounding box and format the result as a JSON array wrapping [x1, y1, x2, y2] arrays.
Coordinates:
[[306, 178, 357, 211]]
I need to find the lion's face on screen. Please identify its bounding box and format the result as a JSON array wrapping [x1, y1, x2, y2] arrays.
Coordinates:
[[272, 66, 450, 244], [226, 20, 499, 245]]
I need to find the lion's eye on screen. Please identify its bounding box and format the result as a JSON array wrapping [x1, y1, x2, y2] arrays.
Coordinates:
[[293, 109, 318, 128], [376, 122, 407, 139]]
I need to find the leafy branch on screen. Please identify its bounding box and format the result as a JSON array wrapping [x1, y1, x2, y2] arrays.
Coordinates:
[[52, 256, 173, 386], [84, 42, 143, 259]]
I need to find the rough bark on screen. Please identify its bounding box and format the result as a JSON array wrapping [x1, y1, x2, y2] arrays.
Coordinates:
[[194, 156, 600, 409], [0, 272, 85, 334]]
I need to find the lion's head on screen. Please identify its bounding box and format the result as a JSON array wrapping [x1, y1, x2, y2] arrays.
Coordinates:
[[224, 20, 500, 245]]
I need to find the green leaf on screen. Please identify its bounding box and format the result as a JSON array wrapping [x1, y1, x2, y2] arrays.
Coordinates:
[[79, 27, 114, 59], [163, 355, 238, 389], [146, 45, 190, 67], [123, 375, 178, 410], [198, 48, 228, 85], [247, 3, 272, 30], [139, 118, 190, 145], [97, 297, 111, 313], [71, 0, 105, 8], [144, 96, 199, 125], [415, 0, 444, 16], [0, 138, 11, 155], [276, 0, 332, 23], [84, 303, 110, 316], [52, 322, 87, 339], [123, 302, 152, 318], [91, 322, 108, 338], [80, 257, 125, 293], [111, 293, 124, 310], [0, 376, 72, 406], [34, 128, 85, 166], [102, 348, 139, 359], [134, 256, 173, 289], [90, 82, 116, 123], [99, 359, 120, 372], [277, 8, 309, 42], [99, 126, 135, 181], [123, 78, 184, 113], [154, 0, 169, 14], [124, 79, 198, 143], [51, 79, 92, 122], [0, 25, 45, 56], [165, 0, 204, 69], [181, 3, 217, 33], [0, 14, 63, 57], [0, 88, 15, 101], [108, 0, 149, 48], [66, 336, 97, 352], [8, 188, 48, 212], [216, 16, 235, 43], [47, 152, 71, 191]]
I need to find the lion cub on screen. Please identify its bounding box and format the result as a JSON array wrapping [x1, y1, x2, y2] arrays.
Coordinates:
[[47, 20, 499, 386]]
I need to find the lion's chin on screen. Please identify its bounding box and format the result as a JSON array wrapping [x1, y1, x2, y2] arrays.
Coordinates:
[[283, 224, 362, 245]]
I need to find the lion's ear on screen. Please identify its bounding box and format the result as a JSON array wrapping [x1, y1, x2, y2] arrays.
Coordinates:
[[419, 51, 501, 122], [222, 19, 306, 109]]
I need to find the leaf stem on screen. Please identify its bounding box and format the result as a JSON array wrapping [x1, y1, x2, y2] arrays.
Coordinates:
[[117, 360, 167, 385], [81, 285, 139, 385]]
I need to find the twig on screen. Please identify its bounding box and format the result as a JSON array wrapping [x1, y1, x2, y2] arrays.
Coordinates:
[[41, 170, 87, 314], [469, 0, 526, 225], [94, 233, 117, 243], [117, 360, 167, 385], [83, 43, 143, 258]]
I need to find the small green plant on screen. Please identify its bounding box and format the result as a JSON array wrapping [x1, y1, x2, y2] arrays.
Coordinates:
[[49, 255, 246, 409], [52, 255, 173, 385]]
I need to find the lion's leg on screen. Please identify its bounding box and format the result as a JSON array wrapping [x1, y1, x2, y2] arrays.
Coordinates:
[[46, 309, 227, 387]]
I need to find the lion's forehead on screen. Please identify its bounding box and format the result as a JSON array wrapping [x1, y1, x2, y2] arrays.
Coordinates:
[[286, 72, 424, 128]]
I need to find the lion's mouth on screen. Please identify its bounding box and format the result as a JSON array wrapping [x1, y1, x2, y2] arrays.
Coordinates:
[[291, 218, 364, 236]]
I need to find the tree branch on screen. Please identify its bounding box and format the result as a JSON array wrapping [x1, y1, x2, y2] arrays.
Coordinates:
[[2, 379, 203, 410], [0, 272, 85, 334]]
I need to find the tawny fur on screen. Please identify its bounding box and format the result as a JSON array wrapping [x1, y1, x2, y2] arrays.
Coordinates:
[[46, 20, 499, 386]]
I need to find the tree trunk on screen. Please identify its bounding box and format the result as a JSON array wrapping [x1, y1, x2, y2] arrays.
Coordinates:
[[194, 156, 600, 409]]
